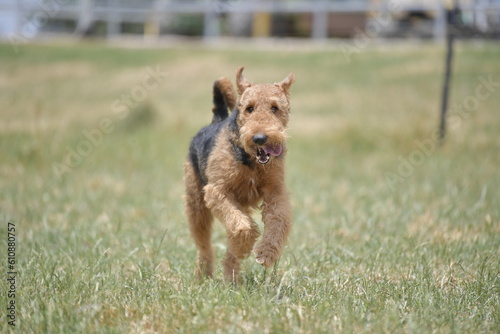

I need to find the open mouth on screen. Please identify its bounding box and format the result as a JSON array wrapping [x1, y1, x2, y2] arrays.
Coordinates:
[[256, 145, 283, 164]]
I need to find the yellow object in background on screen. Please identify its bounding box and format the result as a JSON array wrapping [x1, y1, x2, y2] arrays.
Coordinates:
[[144, 20, 159, 39], [253, 12, 271, 37]]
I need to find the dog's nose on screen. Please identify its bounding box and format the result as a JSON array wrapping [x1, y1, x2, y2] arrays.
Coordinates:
[[252, 133, 268, 145]]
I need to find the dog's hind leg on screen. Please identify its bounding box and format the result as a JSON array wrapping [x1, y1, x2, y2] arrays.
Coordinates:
[[184, 161, 214, 278]]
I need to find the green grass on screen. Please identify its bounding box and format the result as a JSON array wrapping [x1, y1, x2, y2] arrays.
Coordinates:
[[1, 40, 499, 333]]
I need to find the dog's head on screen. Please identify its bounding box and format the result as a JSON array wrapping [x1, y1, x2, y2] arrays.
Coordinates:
[[235, 67, 295, 165]]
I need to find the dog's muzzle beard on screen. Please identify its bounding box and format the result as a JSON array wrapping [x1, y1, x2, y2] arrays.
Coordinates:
[[240, 126, 286, 165], [255, 144, 283, 164]]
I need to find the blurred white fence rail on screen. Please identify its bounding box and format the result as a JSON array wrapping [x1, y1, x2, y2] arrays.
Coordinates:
[[1, 0, 499, 41]]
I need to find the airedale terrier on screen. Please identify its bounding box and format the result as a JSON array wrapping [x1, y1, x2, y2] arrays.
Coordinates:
[[184, 67, 295, 282]]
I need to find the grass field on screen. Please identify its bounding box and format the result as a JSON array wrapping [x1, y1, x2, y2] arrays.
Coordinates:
[[1, 40, 499, 333]]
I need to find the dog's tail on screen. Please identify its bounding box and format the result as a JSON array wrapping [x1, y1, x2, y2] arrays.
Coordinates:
[[212, 77, 236, 123]]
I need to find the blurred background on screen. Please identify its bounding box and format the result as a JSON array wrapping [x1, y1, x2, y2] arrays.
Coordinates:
[[1, 1, 500, 333], [1, 0, 500, 41]]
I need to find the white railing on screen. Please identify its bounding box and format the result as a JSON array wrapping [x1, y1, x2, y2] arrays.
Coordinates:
[[1, 0, 499, 41]]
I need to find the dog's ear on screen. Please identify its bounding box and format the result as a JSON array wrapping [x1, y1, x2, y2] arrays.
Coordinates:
[[236, 66, 253, 94], [275, 72, 295, 95]]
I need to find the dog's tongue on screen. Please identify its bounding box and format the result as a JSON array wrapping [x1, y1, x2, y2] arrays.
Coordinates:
[[263, 145, 282, 157]]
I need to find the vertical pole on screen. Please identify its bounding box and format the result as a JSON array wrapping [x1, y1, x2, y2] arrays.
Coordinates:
[[15, 0, 22, 37], [204, 0, 220, 40], [107, 0, 121, 39], [433, 2, 446, 42], [75, 0, 94, 37], [438, 0, 458, 144], [312, 1, 328, 40]]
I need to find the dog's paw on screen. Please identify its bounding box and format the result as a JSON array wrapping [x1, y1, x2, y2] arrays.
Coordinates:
[[254, 244, 278, 268]]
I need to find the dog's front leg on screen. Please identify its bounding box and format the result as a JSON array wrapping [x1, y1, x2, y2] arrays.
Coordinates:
[[254, 185, 292, 268], [204, 184, 260, 282]]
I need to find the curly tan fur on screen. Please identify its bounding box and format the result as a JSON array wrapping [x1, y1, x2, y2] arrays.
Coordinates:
[[184, 67, 295, 283]]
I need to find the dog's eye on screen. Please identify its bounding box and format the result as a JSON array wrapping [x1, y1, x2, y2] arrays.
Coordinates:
[[246, 106, 254, 113], [271, 106, 279, 113]]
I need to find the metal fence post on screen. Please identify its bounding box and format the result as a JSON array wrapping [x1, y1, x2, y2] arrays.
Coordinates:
[[438, 1, 459, 144]]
